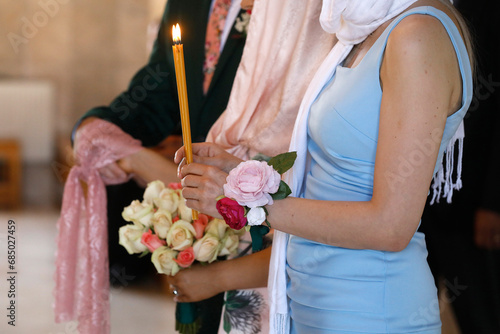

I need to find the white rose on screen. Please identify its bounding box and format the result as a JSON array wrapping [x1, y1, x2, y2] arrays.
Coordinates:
[[177, 197, 192, 221], [118, 224, 148, 254], [193, 234, 221, 263], [205, 219, 228, 240], [151, 246, 180, 276], [152, 209, 173, 239], [143, 180, 166, 205], [166, 220, 196, 251], [219, 230, 240, 256], [235, 12, 251, 34], [122, 200, 154, 228], [247, 207, 266, 226], [154, 188, 180, 213]]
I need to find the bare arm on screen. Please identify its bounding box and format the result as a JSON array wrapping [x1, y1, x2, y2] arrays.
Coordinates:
[[118, 148, 180, 185], [265, 16, 462, 251]]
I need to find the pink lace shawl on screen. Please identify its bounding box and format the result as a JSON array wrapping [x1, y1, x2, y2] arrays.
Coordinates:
[[54, 119, 142, 334]]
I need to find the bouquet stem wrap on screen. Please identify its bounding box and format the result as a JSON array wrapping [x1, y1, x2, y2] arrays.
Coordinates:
[[54, 119, 142, 334], [250, 225, 270, 252], [176, 302, 200, 334], [175, 292, 226, 334]]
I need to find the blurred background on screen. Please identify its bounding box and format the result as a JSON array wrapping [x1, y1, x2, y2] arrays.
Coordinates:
[[0, 0, 462, 333], [0, 0, 167, 210]]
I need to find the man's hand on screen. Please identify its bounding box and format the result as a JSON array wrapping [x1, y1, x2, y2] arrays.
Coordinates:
[[152, 135, 183, 161]]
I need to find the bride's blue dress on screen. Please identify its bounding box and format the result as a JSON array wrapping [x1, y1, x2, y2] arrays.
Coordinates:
[[286, 7, 473, 334]]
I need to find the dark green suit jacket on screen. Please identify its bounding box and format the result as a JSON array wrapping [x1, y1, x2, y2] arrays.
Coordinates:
[[79, 0, 247, 146]]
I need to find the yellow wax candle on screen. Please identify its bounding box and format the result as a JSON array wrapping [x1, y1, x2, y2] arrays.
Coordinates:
[[172, 23, 198, 220]]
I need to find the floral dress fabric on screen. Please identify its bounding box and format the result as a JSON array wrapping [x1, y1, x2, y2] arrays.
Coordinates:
[[218, 232, 271, 334]]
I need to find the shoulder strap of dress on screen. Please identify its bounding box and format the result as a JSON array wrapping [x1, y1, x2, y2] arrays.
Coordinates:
[[377, 6, 472, 98]]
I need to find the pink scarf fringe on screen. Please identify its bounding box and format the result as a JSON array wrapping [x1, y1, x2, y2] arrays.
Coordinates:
[[54, 119, 142, 334]]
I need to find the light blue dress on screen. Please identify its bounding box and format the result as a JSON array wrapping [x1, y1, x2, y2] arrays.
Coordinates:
[[286, 7, 473, 334]]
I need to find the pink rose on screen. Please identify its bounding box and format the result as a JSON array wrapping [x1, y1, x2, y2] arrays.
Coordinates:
[[174, 247, 195, 268], [216, 197, 247, 230], [193, 214, 209, 239], [140, 229, 166, 253], [223, 160, 281, 208]]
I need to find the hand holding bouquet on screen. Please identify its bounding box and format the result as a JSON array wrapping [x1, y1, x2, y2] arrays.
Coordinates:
[[119, 180, 243, 334]]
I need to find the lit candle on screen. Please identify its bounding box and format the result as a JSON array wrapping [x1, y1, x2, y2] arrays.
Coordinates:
[[172, 23, 198, 220]]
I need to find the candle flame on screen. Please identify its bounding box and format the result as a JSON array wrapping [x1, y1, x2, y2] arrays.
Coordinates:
[[172, 23, 181, 43]]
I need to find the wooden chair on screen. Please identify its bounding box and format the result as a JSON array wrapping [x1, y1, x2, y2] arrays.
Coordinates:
[[0, 140, 21, 209]]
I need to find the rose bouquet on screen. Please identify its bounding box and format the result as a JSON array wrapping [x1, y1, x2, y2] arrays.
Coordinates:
[[119, 180, 242, 334]]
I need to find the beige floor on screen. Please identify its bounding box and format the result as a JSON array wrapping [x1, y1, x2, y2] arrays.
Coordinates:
[[0, 209, 177, 334]]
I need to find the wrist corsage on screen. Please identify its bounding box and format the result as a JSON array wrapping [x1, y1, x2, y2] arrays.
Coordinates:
[[216, 152, 297, 230]]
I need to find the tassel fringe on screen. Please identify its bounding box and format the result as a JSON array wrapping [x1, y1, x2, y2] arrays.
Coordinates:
[[430, 121, 464, 205]]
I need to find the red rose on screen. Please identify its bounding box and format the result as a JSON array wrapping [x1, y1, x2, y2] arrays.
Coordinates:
[[216, 197, 247, 230], [174, 247, 195, 268]]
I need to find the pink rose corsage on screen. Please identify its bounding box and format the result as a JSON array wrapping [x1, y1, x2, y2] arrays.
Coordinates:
[[217, 152, 297, 230]]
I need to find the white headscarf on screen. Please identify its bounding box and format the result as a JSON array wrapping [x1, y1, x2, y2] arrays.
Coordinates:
[[268, 1, 419, 333]]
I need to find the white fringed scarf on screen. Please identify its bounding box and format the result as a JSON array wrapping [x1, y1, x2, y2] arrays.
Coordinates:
[[430, 121, 464, 204], [267, 1, 438, 333]]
